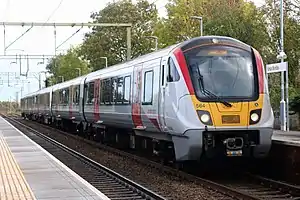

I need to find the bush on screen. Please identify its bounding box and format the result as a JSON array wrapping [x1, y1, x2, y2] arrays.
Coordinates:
[[290, 95, 300, 115]]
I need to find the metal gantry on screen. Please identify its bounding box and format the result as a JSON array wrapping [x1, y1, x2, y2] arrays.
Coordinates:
[[0, 54, 50, 78], [1, 21, 133, 96], [1, 22, 133, 61]]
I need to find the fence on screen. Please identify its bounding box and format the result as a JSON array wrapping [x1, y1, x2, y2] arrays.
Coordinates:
[[273, 112, 300, 130]]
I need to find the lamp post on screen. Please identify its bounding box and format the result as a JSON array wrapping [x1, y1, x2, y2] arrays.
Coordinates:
[[276, 0, 288, 131], [100, 57, 108, 68], [190, 16, 203, 36], [143, 36, 158, 51], [58, 76, 64, 83], [75, 68, 81, 76]]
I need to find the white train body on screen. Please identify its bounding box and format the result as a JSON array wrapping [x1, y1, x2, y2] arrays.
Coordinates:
[[21, 36, 274, 162]]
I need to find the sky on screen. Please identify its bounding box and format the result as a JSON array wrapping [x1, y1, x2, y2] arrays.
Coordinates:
[[0, 0, 264, 102]]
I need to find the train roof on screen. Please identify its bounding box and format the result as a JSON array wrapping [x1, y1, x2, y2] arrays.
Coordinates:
[[179, 35, 251, 52], [22, 85, 54, 99], [21, 35, 251, 100], [85, 43, 180, 82], [51, 75, 86, 91]]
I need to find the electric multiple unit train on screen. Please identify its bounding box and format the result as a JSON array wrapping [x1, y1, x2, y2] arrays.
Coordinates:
[[21, 36, 274, 162]]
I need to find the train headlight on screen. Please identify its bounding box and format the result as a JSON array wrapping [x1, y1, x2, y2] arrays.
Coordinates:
[[250, 113, 259, 122], [200, 114, 210, 123], [197, 110, 213, 126], [249, 109, 262, 125]]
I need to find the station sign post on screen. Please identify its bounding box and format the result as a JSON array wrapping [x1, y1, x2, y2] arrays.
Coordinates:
[[266, 61, 288, 131]]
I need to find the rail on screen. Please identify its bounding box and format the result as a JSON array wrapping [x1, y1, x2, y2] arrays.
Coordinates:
[[9, 115, 300, 200], [4, 115, 167, 200]]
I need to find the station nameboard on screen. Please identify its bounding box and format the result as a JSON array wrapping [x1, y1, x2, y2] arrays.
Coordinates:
[[266, 62, 287, 74]]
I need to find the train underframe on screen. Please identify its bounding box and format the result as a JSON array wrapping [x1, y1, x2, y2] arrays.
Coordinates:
[[24, 114, 177, 163], [21, 112, 272, 165], [203, 130, 260, 158]]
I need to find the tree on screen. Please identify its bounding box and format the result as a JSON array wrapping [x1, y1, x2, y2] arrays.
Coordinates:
[[155, 0, 300, 110], [261, 0, 300, 109], [79, 0, 159, 71], [154, 0, 272, 59], [46, 47, 90, 84], [290, 95, 300, 114]]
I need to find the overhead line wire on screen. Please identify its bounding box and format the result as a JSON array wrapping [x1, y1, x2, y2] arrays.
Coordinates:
[[42, 0, 64, 26]]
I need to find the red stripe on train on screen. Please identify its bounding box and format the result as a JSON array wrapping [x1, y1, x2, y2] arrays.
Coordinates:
[[149, 118, 161, 131], [132, 69, 143, 128], [253, 49, 265, 94], [173, 48, 195, 95]]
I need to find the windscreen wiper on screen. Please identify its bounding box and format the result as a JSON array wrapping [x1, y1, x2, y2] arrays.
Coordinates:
[[189, 63, 232, 108], [197, 75, 232, 108]]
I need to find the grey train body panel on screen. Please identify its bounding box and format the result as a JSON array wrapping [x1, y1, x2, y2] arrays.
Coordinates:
[[20, 36, 274, 161]]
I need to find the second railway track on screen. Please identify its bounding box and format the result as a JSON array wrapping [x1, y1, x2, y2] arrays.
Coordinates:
[[5, 116, 167, 200], [8, 115, 300, 200], [209, 172, 300, 200]]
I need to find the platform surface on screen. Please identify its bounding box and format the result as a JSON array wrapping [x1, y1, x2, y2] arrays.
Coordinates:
[[272, 129, 300, 146], [0, 116, 110, 200]]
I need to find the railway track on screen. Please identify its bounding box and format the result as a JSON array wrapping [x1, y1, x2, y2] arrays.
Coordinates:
[[4, 116, 167, 200], [209, 172, 300, 200], [8, 115, 300, 200]]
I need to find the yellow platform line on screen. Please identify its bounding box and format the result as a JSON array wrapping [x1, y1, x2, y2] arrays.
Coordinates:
[[0, 133, 36, 200]]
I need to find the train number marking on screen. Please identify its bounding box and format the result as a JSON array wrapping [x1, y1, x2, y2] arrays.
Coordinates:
[[196, 104, 206, 109]]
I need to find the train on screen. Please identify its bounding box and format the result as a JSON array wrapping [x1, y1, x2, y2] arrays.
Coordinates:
[[21, 36, 274, 163]]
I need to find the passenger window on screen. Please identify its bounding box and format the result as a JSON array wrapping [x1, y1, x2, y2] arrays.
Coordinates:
[[116, 77, 124, 104], [167, 58, 180, 82], [62, 89, 69, 104], [60, 90, 63, 104], [103, 79, 111, 104], [111, 78, 117, 104], [73, 85, 80, 104], [76, 86, 80, 104], [99, 80, 104, 104], [124, 76, 131, 104], [88, 82, 94, 104], [143, 70, 153, 104], [65, 88, 69, 104]]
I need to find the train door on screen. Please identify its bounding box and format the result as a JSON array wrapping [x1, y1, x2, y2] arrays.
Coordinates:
[[132, 64, 143, 129], [79, 77, 87, 122], [162, 56, 181, 133], [140, 58, 161, 132], [158, 56, 168, 132], [69, 85, 73, 119], [93, 79, 100, 122]]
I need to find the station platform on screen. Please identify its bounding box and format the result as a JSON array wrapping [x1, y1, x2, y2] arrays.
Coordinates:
[[0, 116, 110, 200], [272, 129, 300, 146]]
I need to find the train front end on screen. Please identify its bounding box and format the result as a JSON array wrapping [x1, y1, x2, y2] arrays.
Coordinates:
[[171, 36, 274, 161]]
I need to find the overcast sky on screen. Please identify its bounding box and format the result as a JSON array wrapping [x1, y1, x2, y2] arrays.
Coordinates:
[[0, 0, 264, 101]]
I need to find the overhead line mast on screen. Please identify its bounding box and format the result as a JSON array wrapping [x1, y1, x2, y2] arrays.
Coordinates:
[[1, 22, 132, 61]]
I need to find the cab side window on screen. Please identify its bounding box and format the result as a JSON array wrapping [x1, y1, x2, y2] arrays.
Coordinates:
[[167, 58, 180, 82]]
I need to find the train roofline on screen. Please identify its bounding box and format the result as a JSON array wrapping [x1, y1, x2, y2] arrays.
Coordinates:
[[21, 35, 252, 100]]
